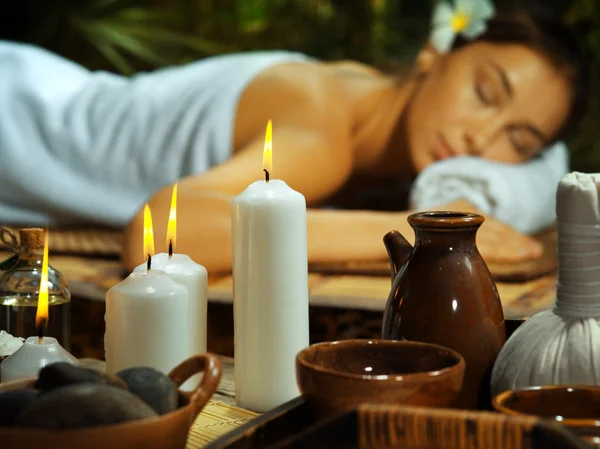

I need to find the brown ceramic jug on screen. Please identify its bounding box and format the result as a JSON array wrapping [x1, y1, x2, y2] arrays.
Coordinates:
[[381, 211, 505, 410]]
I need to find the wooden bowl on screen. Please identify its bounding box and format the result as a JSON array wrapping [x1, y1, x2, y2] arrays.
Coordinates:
[[296, 339, 465, 415], [0, 353, 221, 449], [493, 385, 600, 447]]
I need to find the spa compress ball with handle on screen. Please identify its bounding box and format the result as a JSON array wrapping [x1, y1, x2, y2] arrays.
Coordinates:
[[491, 172, 600, 395]]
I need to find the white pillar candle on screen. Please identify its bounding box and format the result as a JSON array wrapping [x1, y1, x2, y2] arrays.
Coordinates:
[[134, 253, 208, 357], [1, 337, 78, 382], [104, 268, 190, 375], [133, 253, 207, 390], [231, 121, 309, 412]]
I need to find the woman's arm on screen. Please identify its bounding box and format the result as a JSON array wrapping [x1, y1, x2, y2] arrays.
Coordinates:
[[122, 124, 406, 272], [122, 128, 543, 273], [122, 186, 410, 273], [122, 186, 542, 274]]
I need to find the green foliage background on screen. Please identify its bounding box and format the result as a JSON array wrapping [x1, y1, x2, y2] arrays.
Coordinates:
[[2, 0, 598, 171]]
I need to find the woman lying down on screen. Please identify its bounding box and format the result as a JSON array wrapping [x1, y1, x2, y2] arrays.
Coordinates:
[[0, 0, 588, 273]]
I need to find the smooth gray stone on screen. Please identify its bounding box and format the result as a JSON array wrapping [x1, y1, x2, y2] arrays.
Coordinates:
[[0, 389, 38, 426], [35, 362, 127, 392], [117, 367, 179, 415], [13, 384, 157, 429]]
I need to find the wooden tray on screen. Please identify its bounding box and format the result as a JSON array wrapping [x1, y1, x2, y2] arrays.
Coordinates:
[[206, 398, 588, 449]]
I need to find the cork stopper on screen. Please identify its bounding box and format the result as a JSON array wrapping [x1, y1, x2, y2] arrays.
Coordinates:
[[19, 228, 44, 251]]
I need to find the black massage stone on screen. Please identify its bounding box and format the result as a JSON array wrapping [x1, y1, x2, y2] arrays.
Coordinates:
[[13, 383, 157, 429], [117, 367, 179, 415], [0, 389, 38, 426], [35, 362, 127, 392]]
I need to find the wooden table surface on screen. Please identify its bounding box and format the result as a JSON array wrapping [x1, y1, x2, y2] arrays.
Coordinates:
[[0, 244, 558, 319], [206, 273, 557, 318], [19, 251, 556, 318]]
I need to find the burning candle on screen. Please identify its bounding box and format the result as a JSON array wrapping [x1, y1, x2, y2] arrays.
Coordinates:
[[231, 120, 309, 412], [104, 206, 190, 375], [1, 231, 77, 382], [133, 185, 208, 389]]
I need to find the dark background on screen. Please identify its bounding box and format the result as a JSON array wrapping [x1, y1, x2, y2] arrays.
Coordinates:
[[2, 0, 598, 171]]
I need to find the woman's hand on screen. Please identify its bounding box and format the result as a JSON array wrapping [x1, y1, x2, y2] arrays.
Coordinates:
[[428, 199, 544, 264], [476, 215, 544, 263]]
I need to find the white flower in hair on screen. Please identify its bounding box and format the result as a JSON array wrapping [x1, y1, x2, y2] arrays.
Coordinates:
[[430, 0, 496, 53]]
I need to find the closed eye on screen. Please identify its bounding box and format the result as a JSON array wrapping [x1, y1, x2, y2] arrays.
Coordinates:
[[508, 127, 545, 156], [475, 79, 494, 105], [475, 62, 512, 107]]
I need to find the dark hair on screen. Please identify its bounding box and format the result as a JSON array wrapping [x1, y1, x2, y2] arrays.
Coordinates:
[[453, 3, 590, 144]]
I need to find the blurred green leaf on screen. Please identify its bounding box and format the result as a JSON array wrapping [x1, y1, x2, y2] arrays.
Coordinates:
[[115, 24, 233, 54], [74, 18, 171, 67], [92, 41, 136, 75]]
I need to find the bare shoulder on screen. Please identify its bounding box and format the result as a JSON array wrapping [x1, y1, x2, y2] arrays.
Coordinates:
[[233, 60, 353, 150], [325, 60, 383, 77]]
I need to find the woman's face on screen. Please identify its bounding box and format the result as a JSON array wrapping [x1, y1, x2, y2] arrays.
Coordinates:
[[404, 42, 572, 173]]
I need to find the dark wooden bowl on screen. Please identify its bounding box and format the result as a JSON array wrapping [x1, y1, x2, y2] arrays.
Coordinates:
[[0, 353, 221, 449], [494, 385, 600, 447], [296, 339, 465, 415]]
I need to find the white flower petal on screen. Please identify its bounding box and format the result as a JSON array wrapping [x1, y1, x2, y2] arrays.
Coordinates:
[[456, 0, 476, 15], [472, 0, 495, 21], [462, 20, 487, 40], [430, 25, 456, 53], [0, 331, 23, 357], [432, 1, 455, 27]]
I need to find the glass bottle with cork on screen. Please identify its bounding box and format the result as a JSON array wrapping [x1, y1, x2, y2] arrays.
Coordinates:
[[0, 228, 71, 350]]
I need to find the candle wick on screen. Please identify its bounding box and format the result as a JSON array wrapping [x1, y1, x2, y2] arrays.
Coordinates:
[[147, 253, 152, 271], [168, 240, 173, 258], [37, 318, 46, 344], [263, 169, 270, 183]]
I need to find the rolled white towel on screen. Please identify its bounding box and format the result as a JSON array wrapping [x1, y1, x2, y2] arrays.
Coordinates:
[[409, 142, 569, 235]]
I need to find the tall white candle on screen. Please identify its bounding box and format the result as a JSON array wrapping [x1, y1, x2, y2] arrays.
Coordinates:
[[105, 205, 190, 375], [231, 121, 309, 412]]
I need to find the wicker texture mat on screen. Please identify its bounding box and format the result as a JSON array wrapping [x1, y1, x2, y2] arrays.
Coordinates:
[[309, 227, 558, 282], [47, 228, 123, 256], [2, 226, 557, 283], [0, 226, 123, 257]]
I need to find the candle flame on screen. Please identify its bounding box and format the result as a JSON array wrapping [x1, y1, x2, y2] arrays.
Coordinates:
[[35, 229, 50, 341], [262, 120, 273, 181], [167, 183, 177, 256], [143, 204, 155, 261]]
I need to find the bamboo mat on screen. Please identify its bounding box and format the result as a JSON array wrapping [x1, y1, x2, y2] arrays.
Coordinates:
[[0, 224, 559, 316], [1, 226, 123, 257], [309, 227, 558, 282], [187, 400, 258, 449], [2, 226, 557, 283]]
